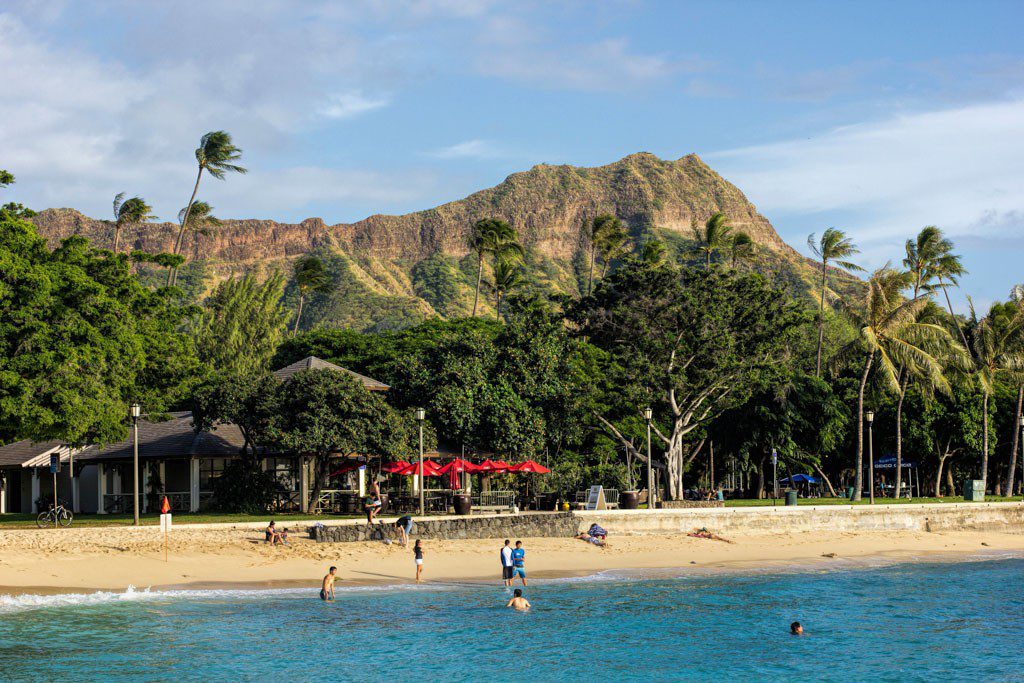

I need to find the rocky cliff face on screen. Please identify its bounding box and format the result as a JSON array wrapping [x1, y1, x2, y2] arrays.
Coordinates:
[[31, 153, 839, 331]]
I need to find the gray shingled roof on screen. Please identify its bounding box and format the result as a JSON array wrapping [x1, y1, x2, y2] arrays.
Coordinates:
[[272, 356, 390, 391], [74, 412, 245, 463], [0, 440, 63, 467]]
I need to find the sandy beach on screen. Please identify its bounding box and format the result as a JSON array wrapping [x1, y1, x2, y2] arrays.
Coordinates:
[[1, 523, 1022, 594]]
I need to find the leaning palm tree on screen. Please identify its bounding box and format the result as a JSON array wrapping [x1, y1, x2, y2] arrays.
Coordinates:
[[111, 193, 156, 253], [729, 231, 754, 268], [292, 255, 333, 335], [808, 228, 863, 377], [691, 213, 733, 270], [491, 258, 525, 319], [837, 266, 955, 501], [587, 214, 623, 295], [168, 131, 246, 285], [468, 218, 523, 316], [966, 300, 1024, 494], [167, 200, 221, 278]]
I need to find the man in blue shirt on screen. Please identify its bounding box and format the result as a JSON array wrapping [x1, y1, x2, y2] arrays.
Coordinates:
[[511, 540, 527, 586]]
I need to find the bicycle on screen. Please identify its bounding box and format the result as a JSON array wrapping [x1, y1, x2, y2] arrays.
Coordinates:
[[36, 502, 73, 528]]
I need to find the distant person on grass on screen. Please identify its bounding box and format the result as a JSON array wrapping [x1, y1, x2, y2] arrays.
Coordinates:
[[506, 588, 530, 611], [511, 540, 527, 586], [500, 539, 515, 586], [321, 566, 337, 601]]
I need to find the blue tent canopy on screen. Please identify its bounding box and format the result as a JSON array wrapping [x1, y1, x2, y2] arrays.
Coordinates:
[[873, 456, 918, 469], [781, 474, 820, 484]]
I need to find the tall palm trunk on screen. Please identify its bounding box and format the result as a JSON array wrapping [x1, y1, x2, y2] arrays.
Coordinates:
[[938, 275, 970, 349], [495, 291, 503, 320], [1005, 386, 1023, 496], [815, 260, 827, 377], [705, 251, 711, 270], [113, 221, 123, 253], [587, 244, 597, 296], [168, 166, 204, 286], [894, 371, 908, 498], [981, 390, 990, 494], [853, 352, 874, 501], [472, 251, 484, 316], [293, 294, 305, 336]]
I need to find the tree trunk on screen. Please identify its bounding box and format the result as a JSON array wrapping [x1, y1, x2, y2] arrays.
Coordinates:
[[934, 454, 948, 497], [113, 223, 122, 253], [168, 166, 204, 286], [815, 260, 827, 377], [756, 456, 766, 499], [709, 440, 715, 489], [705, 251, 711, 270], [306, 456, 328, 515], [813, 463, 837, 497], [496, 291, 503, 320], [939, 276, 970, 350], [293, 294, 305, 336], [1005, 385, 1023, 496], [894, 371, 908, 498], [587, 244, 597, 296], [981, 390, 990, 493], [945, 466, 955, 497], [472, 251, 484, 316], [853, 352, 874, 501]]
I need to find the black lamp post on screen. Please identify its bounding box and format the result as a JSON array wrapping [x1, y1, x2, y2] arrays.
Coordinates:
[[416, 408, 425, 515], [131, 402, 141, 525], [865, 410, 875, 505], [1019, 415, 1024, 502], [643, 407, 654, 510]]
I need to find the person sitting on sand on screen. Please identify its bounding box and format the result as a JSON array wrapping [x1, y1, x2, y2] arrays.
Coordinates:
[[790, 621, 803, 635], [364, 483, 383, 523], [278, 527, 290, 546], [395, 515, 413, 547], [265, 521, 279, 544], [575, 531, 606, 547], [506, 588, 530, 611], [321, 566, 337, 602]]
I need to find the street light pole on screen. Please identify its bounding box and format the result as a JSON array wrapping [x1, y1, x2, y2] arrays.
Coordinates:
[[131, 403, 141, 525], [772, 448, 778, 502], [644, 408, 654, 510], [416, 408, 425, 516], [866, 410, 875, 505], [1019, 415, 1024, 503]]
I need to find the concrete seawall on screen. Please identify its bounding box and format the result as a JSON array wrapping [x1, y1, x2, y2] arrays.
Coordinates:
[[577, 502, 1024, 535]]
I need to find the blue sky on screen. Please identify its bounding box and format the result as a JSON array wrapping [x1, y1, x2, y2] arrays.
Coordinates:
[[2, 1, 1023, 309]]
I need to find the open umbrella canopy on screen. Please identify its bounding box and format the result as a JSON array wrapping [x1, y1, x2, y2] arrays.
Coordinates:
[[438, 458, 482, 474], [781, 474, 819, 485], [328, 461, 366, 477], [396, 460, 444, 477], [380, 461, 412, 474], [476, 459, 511, 473], [509, 460, 551, 474]]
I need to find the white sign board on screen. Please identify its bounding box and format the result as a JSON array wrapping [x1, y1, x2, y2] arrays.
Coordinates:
[[160, 513, 173, 532], [585, 485, 607, 511]]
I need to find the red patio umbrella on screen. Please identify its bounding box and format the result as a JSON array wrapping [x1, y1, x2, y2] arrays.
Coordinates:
[[396, 460, 444, 477], [381, 460, 412, 474], [439, 458, 480, 489], [476, 459, 511, 473], [509, 460, 551, 474], [329, 460, 367, 477]]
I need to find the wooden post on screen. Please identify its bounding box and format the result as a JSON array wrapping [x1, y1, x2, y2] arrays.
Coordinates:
[[97, 463, 107, 514]]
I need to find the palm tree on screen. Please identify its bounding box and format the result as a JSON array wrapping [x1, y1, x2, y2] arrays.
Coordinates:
[[729, 231, 754, 268], [808, 228, 863, 377], [966, 300, 1024, 494], [1006, 286, 1024, 496], [587, 214, 624, 295], [168, 131, 246, 285], [641, 239, 667, 266], [926, 228, 970, 348], [838, 266, 955, 501], [468, 218, 523, 316], [491, 258, 525, 319], [111, 193, 156, 253], [292, 255, 333, 335], [691, 213, 732, 270], [597, 222, 630, 278]]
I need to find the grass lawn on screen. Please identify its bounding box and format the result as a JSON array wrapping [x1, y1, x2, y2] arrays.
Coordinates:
[[724, 496, 1021, 507], [0, 511, 363, 529]]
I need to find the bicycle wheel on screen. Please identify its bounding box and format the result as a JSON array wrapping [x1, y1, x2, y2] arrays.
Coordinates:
[[58, 508, 73, 527], [36, 511, 52, 528]]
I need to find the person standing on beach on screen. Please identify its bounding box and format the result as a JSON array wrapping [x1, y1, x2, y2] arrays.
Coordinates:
[[321, 566, 337, 602], [500, 539, 514, 587], [414, 539, 424, 582], [511, 540, 527, 586]]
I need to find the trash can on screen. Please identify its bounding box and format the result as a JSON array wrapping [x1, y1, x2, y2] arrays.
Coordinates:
[[963, 479, 986, 502], [785, 490, 798, 506]]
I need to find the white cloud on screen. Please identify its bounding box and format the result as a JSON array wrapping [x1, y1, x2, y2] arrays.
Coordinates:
[[318, 91, 391, 120], [709, 98, 1024, 241], [428, 139, 504, 160]]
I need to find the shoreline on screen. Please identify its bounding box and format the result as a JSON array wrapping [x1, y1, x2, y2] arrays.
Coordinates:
[[2, 526, 1023, 597]]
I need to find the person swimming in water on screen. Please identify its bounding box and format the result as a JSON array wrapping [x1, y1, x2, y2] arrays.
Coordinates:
[[321, 566, 337, 601], [790, 621, 803, 635], [506, 588, 530, 611]]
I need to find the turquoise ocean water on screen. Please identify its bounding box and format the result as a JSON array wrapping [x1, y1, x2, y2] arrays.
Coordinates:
[[1, 557, 1022, 681]]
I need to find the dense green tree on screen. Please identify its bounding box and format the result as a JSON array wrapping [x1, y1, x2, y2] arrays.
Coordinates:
[[0, 212, 200, 445], [468, 218, 523, 316], [587, 214, 624, 295], [640, 239, 667, 266], [169, 131, 246, 285], [729, 231, 754, 268], [111, 193, 157, 253], [576, 260, 808, 499], [191, 372, 282, 456], [807, 228, 863, 377], [269, 369, 414, 513], [0, 169, 13, 190], [291, 255, 333, 335], [193, 272, 288, 376]]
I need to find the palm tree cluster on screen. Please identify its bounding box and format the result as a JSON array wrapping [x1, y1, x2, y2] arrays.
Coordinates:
[[690, 213, 754, 270], [468, 218, 524, 317]]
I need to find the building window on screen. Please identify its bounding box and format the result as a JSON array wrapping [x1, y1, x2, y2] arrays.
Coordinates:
[[199, 458, 231, 492], [265, 458, 299, 492]]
